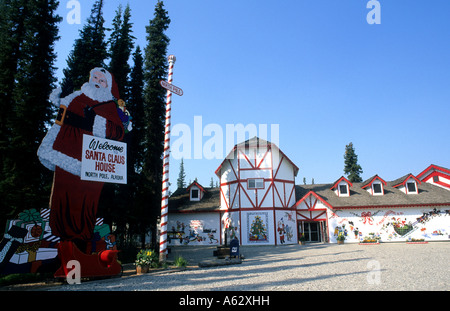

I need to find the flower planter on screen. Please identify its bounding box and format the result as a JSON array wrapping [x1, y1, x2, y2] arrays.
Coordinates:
[[337, 240, 344, 245], [136, 265, 149, 274]]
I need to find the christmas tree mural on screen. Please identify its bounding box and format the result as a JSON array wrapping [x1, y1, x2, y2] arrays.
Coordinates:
[[249, 215, 268, 242]]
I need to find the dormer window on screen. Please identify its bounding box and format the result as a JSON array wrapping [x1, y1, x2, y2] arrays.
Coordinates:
[[331, 176, 353, 197], [392, 174, 420, 195], [362, 175, 386, 196], [373, 183, 382, 194], [187, 181, 206, 201], [191, 189, 199, 199], [339, 185, 348, 195], [406, 182, 416, 193]]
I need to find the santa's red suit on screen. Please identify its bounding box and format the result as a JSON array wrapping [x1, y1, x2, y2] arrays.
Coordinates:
[[38, 68, 124, 251]]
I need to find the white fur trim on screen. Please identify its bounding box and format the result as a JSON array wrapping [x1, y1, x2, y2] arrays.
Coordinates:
[[60, 90, 82, 109], [37, 124, 81, 177], [49, 87, 62, 107], [92, 115, 107, 138]]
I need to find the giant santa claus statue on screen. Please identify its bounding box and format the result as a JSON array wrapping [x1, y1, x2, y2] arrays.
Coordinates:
[[38, 68, 124, 256]]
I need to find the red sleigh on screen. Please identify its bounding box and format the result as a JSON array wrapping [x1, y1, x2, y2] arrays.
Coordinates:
[[54, 241, 122, 279]]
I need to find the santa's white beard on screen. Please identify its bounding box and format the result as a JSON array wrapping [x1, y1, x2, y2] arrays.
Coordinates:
[[81, 82, 114, 102]]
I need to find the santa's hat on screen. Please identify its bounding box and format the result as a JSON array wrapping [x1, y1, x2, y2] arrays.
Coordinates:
[[90, 67, 120, 101]]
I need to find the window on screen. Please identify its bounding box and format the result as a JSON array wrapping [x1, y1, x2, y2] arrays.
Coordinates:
[[406, 182, 416, 193], [191, 189, 199, 199], [373, 183, 382, 194], [248, 178, 264, 189], [339, 185, 348, 195], [433, 176, 439, 183]]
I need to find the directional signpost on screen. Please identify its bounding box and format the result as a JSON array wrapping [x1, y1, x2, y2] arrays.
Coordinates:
[[159, 55, 183, 263], [160, 80, 184, 97]]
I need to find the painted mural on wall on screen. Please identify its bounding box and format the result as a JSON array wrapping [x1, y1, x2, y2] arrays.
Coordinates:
[[0, 208, 116, 275], [168, 213, 220, 246], [246, 212, 270, 244], [222, 212, 240, 242], [328, 207, 450, 243], [275, 211, 297, 245]]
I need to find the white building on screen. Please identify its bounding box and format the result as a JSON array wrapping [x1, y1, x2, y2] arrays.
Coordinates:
[[168, 137, 450, 245]]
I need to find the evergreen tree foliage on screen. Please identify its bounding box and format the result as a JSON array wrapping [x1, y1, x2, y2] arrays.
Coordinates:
[[108, 3, 135, 101], [177, 159, 186, 189], [61, 0, 108, 96], [142, 1, 171, 248], [344, 142, 363, 183], [98, 3, 136, 246], [0, 0, 61, 227]]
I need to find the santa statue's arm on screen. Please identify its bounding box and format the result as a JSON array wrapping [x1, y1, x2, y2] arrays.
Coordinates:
[[92, 103, 125, 141], [37, 89, 83, 176]]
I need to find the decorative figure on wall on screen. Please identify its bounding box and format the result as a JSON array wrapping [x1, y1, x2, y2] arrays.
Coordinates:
[[37, 68, 125, 278], [249, 215, 268, 242]]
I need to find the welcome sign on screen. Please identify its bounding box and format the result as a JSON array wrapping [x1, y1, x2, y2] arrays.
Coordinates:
[[81, 134, 127, 184]]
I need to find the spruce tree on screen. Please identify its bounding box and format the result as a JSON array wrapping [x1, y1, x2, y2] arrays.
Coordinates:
[[177, 159, 186, 189], [344, 142, 363, 183], [0, 0, 61, 227], [108, 3, 135, 101], [61, 0, 108, 95], [142, 1, 171, 248]]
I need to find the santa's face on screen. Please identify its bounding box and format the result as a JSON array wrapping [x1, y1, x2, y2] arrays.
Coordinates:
[[81, 71, 113, 103], [91, 71, 108, 89]]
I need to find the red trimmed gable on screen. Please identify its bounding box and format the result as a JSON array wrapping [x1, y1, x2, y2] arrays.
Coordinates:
[[361, 175, 387, 189], [417, 164, 450, 180], [187, 181, 206, 193], [294, 190, 333, 210], [391, 174, 421, 188], [330, 176, 353, 190], [215, 137, 299, 177], [416, 164, 450, 190]]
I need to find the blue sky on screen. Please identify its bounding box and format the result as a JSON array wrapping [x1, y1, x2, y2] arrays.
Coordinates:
[[54, 0, 450, 192]]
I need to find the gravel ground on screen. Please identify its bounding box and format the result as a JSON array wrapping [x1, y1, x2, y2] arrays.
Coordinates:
[[43, 242, 449, 291]]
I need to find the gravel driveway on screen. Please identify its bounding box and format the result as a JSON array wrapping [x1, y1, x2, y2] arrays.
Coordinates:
[[45, 242, 449, 291]]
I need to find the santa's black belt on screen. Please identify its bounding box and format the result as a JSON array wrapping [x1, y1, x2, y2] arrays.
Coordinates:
[[55, 105, 93, 132]]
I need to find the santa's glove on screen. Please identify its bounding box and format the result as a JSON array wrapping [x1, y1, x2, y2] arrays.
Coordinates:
[[83, 106, 97, 132]]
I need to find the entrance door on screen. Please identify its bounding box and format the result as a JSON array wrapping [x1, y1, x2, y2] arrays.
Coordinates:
[[302, 222, 322, 242]]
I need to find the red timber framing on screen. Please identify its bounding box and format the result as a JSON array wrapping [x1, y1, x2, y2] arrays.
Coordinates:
[[294, 191, 331, 242], [216, 141, 298, 246], [218, 144, 297, 210], [417, 164, 450, 189]]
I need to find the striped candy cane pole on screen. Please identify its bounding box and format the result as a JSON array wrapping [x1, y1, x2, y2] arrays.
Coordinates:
[[159, 55, 176, 262]]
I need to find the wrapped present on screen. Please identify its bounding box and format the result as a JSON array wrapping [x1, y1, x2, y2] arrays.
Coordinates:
[[0, 226, 28, 270], [5, 209, 47, 243], [10, 247, 58, 265]]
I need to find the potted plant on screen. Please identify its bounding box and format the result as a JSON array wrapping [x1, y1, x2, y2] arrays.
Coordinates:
[[135, 249, 158, 274], [337, 233, 345, 244]]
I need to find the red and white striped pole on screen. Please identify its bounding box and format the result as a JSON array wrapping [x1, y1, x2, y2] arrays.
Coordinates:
[[159, 55, 176, 262]]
